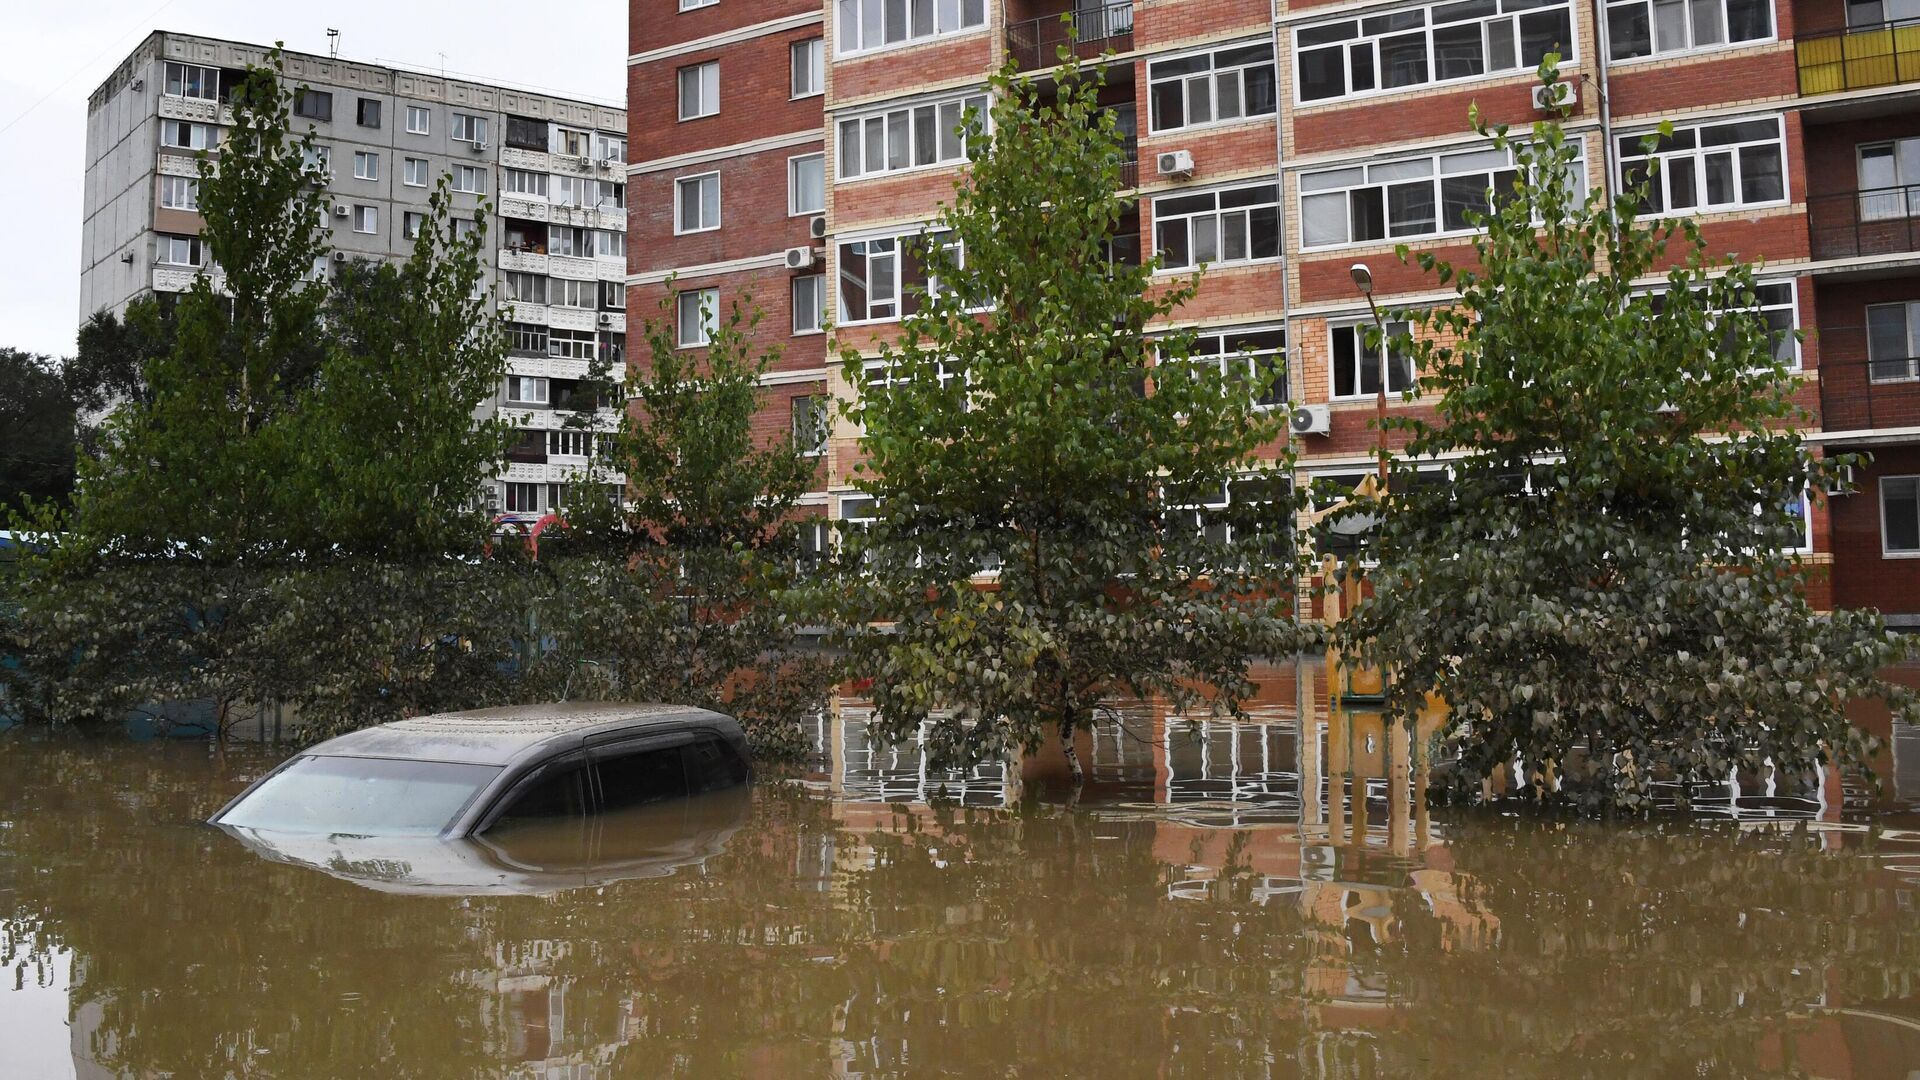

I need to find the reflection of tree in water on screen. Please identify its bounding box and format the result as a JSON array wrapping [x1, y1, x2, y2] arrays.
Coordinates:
[[7, 740, 1920, 1077]]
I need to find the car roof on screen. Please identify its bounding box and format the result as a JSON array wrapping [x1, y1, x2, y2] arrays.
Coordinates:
[[302, 702, 736, 768]]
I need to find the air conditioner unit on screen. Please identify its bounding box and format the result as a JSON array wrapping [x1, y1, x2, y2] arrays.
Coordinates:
[[1157, 149, 1194, 179], [1289, 403, 1332, 437], [784, 245, 819, 270], [1531, 82, 1576, 111], [597, 312, 613, 326], [331, 250, 348, 261], [332, 204, 351, 218], [809, 215, 827, 240], [471, 139, 490, 154]]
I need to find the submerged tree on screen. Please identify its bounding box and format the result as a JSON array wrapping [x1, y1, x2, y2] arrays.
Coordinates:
[[833, 55, 1309, 782], [1337, 66, 1917, 810]]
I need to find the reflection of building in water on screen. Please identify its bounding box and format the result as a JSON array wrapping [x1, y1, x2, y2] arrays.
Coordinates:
[[827, 702, 1009, 807]]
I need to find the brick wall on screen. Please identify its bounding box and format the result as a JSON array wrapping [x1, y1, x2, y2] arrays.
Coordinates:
[[628, 28, 824, 161], [1831, 446, 1920, 614], [633, 142, 825, 273]]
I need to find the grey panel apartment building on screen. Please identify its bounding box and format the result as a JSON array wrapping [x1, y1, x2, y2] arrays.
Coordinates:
[[81, 31, 628, 517]]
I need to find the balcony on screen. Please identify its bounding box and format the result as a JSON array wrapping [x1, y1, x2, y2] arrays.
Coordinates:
[[1797, 19, 1920, 96], [1820, 354, 1920, 431], [1007, 1, 1134, 71], [1808, 186, 1920, 260]]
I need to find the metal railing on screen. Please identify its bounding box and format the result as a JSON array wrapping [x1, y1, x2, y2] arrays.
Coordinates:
[[1007, 1, 1135, 71], [1797, 17, 1920, 95], [1808, 185, 1920, 260], [1117, 135, 1139, 190], [1817, 344, 1920, 431]]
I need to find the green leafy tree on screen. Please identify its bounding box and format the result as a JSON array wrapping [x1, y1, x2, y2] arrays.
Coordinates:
[[0, 349, 75, 513], [833, 56, 1309, 782], [1337, 68, 1918, 810]]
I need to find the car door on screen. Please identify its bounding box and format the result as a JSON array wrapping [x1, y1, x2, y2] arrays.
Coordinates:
[[587, 733, 694, 812]]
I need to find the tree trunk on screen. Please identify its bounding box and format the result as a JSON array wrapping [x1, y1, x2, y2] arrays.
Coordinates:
[[1059, 721, 1083, 787]]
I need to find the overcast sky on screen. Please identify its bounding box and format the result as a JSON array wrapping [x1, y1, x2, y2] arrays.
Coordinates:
[[0, 1, 627, 359]]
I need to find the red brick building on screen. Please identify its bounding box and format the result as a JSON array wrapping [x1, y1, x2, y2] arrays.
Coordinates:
[[628, 0, 1920, 622]]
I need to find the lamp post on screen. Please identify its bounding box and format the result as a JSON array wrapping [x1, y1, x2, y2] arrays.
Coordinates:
[[1349, 263, 1389, 486]]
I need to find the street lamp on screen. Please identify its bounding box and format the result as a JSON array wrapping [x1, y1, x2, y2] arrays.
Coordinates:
[[1350, 263, 1389, 485]]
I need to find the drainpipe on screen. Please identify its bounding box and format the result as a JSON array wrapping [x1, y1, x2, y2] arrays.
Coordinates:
[[1268, 0, 1303, 625], [1590, 0, 1617, 233]]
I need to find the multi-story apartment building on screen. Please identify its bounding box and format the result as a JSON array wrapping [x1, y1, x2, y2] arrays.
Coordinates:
[[629, 0, 1920, 623], [82, 31, 629, 517]]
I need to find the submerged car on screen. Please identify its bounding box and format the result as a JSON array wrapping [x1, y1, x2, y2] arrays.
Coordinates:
[[210, 703, 752, 840]]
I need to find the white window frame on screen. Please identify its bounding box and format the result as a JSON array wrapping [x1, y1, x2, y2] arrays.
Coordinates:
[[1866, 299, 1920, 383], [1643, 277, 1800, 372], [507, 375, 550, 405], [403, 157, 429, 188], [353, 151, 379, 181], [595, 230, 626, 258], [1297, 141, 1586, 252], [402, 211, 425, 240], [548, 225, 589, 257], [678, 288, 720, 347], [156, 234, 203, 267], [553, 278, 596, 309], [549, 328, 596, 360], [595, 135, 627, 163], [836, 91, 989, 182], [1328, 319, 1418, 401], [1294, 0, 1579, 106], [834, 0, 989, 57], [505, 271, 548, 305], [353, 205, 378, 234], [158, 175, 199, 211], [792, 394, 830, 456], [1618, 114, 1788, 216], [405, 105, 431, 135], [160, 121, 217, 151], [163, 62, 219, 100], [789, 153, 826, 216], [792, 37, 825, 98], [1856, 137, 1920, 222], [1183, 325, 1289, 409], [1151, 180, 1283, 273], [450, 112, 488, 145], [451, 164, 486, 194], [678, 62, 720, 121], [681, 0, 719, 9], [1146, 41, 1278, 136], [1604, 0, 1776, 64], [1883, 474, 1920, 557], [793, 273, 827, 334], [836, 226, 963, 325], [674, 171, 722, 234]]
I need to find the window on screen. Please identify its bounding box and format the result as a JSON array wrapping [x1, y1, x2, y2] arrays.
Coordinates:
[[1152, 182, 1282, 270], [158, 176, 199, 211], [793, 273, 827, 333], [681, 0, 719, 9], [353, 205, 378, 234], [356, 98, 382, 128], [507, 375, 550, 404], [504, 482, 547, 513], [1884, 475, 1920, 555], [1857, 138, 1920, 221], [1868, 301, 1920, 382], [595, 745, 690, 811], [678, 288, 719, 346], [303, 145, 332, 177], [789, 154, 825, 215], [489, 762, 589, 827], [509, 323, 549, 354], [1330, 321, 1416, 399], [595, 134, 627, 163], [403, 211, 425, 240], [554, 175, 589, 207], [451, 112, 488, 144], [549, 226, 590, 257], [549, 430, 594, 457], [1296, 0, 1575, 103], [837, 92, 988, 180], [550, 328, 596, 359], [1648, 279, 1798, 370], [156, 234, 203, 267], [1147, 43, 1277, 133], [353, 151, 379, 181], [1607, 0, 1772, 61], [793, 395, 830, 455], [1299, 143, 1583, 248], [294, 90, 333, 121], [792, 38, 825, 97], [685, 735, 751, 793], [675, 172, 721, 233], [163, 62, 218, 100], [404, 157, 429, 187], [1851, 0, 1920, 24], [595, 230, 626, 258], [1187, 326, 1288, 407], [505, 271, 549, 304], [160, 121, 217, 151], [1620, 116, 1785, 215], [1171, 474, 1292, 548], [600, 280, 626, 310], [554, 278, 596, 309], [836, 0, 988, 55], [406, 105, 430, 135], [838, 229, 960, 323], [452, 165, 486, 194], [595, 180, 626, 210], [678, 62, 720, 120]]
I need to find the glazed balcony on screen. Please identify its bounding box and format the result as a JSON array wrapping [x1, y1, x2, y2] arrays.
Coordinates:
[[1006, 1, 1134, 71], [1797, 18, 1920, 96], [1808, 185, 1920, 260]]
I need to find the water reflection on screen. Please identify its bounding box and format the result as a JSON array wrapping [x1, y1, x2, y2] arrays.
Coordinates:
[[3, 661, 1920, 1077]]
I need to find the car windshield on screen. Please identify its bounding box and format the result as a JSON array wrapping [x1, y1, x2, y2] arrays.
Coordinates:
[[217, 756, 503, 836]]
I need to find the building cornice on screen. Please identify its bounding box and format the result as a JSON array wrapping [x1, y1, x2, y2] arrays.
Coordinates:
[[628, 12, 824, 67]]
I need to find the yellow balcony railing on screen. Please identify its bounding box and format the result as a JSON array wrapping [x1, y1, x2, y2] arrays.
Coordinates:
[[1797, 20, 1920, 95]]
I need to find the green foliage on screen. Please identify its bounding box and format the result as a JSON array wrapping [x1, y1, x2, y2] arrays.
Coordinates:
[[832, 56, 1310, 778], [1337, 64, 1918, 810], [0, 349, 74, 513]]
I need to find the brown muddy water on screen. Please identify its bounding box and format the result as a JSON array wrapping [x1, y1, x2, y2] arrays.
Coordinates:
[[7, 666, 1920, 1078]]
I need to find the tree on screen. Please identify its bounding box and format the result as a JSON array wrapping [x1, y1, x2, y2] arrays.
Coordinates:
[[832, 55, 1309, 783], [1336, 66, 1918, 810], [69, 302, 170, 454], [0, 349, 74, 513], [527, 289, 831, 757]]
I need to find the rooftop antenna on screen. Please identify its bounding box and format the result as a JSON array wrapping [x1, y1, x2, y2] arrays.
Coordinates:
[[326, 29, 340, 59], [438, 51, 447, 79]]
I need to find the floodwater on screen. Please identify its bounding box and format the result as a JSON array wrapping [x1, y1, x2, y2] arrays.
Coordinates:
[[6, 665, 1920, 1078]]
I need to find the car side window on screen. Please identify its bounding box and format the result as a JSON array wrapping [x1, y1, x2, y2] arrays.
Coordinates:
[[595, 744, 690, 812], [685, 735, 749, 795], [491, 762, 589, 828]]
